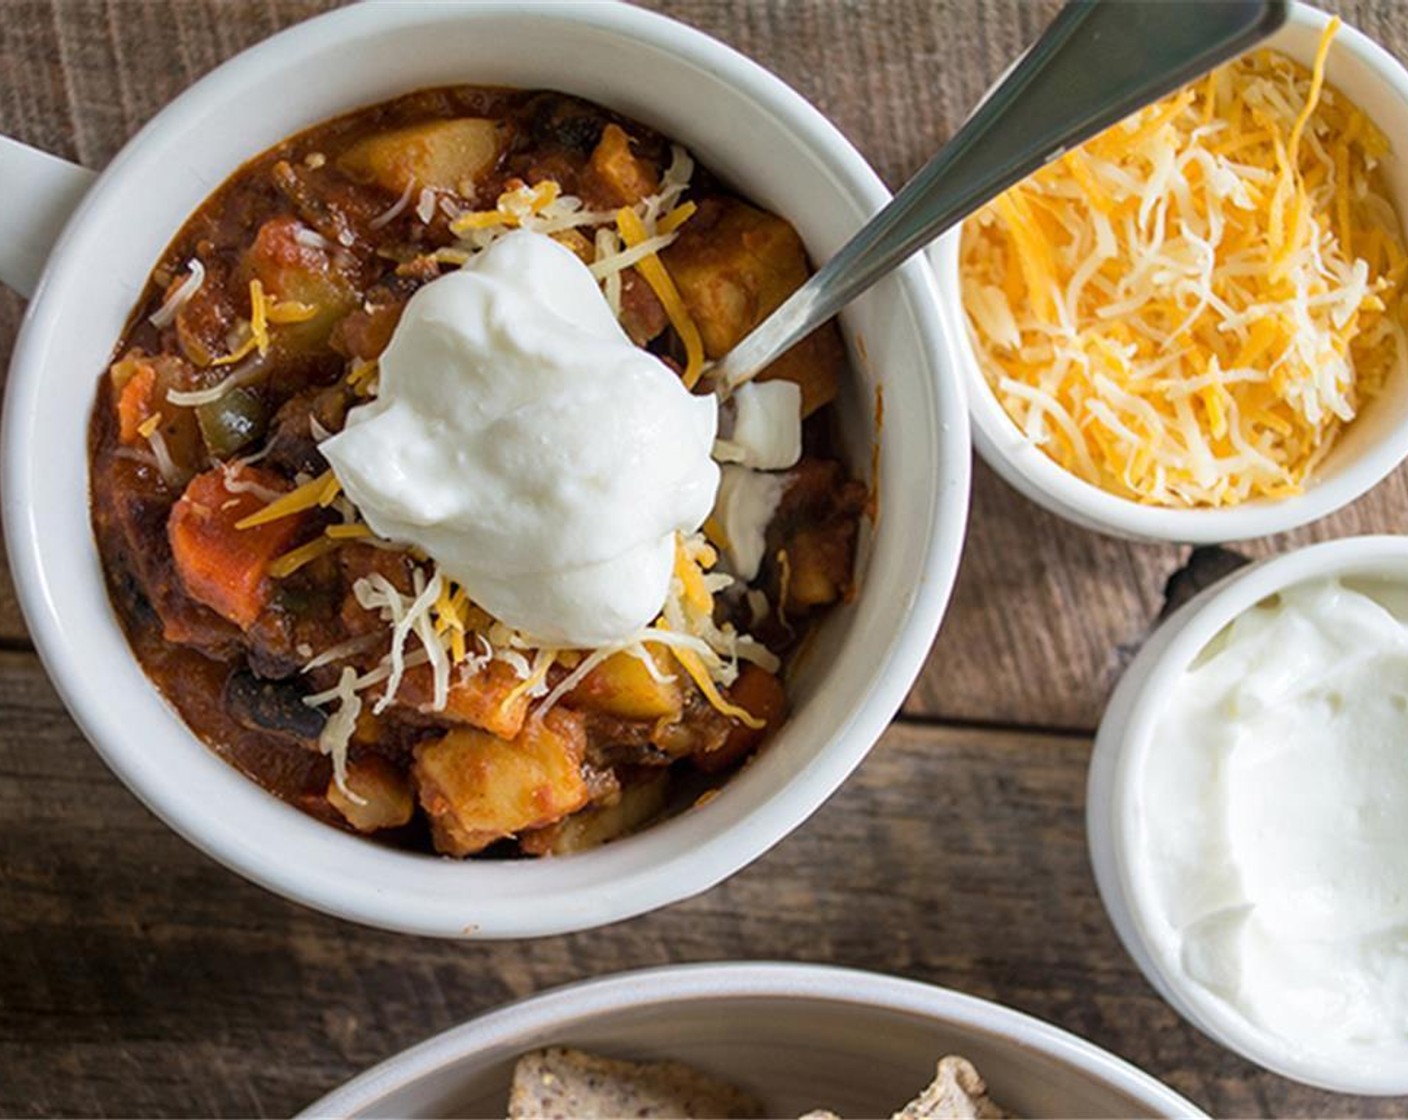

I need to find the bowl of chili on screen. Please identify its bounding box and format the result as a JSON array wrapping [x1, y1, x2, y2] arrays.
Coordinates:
[[0, 0, 969, 936]]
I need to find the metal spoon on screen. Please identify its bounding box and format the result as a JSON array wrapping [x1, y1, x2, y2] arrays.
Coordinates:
[[711, 0, 1288, 392]]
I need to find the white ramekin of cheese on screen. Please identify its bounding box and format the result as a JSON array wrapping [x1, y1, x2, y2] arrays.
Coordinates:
[[932, 3, 1408, 543], [1089, 535, 1408, 1094]]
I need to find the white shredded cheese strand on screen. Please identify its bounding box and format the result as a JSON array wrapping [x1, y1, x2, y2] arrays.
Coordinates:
[[148, 259, 205, 329], [301, 634, 380, 673], [369, 179, 416, 230], [145, 427, 183, 488], [318, 666, 365, 803], [165, 360, 262, 407], [586, 230, 680, 279]]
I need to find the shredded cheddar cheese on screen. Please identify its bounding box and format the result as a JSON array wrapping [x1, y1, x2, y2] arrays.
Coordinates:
[[281, 142, 778, 739], [961, 22, 1407, 507], [268, 536, 338, 578], [235, 469, 335, 529], [450, 180, 563, 234], [212, 280, 318, 367], [617, 205, 706, 388]]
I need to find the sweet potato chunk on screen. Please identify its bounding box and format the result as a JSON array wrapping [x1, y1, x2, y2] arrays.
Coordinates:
[[695, 664, 788, 773], [754, 323, 846, 419], [327, 755, 414, 833], [413, 710, 589, 856], [339, 118, 505, 196], [662, 197, 840, 415], [585, 123, 660, 206], [167, 467, 304, 629], [566, 646, 682, 722], [397, 658, 532, 740]]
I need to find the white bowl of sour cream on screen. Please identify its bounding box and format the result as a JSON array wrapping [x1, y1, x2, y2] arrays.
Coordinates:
[[1089, 535, 1408, 1094], [0, 2, 969, 936]]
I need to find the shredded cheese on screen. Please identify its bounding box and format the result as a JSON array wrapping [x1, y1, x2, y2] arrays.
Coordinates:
[[369, 178, 416, 230], [149, 259, 205, 329], [279, 140, 783, 735], [165, 362, 262, 408], [268, 536, 337, 578], [961, 22, 1406, 507], [318, 666, 364, 802], [616, 205, 706, 388], [235, 469, 335, 529]]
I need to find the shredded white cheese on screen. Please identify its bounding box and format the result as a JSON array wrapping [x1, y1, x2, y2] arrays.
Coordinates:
[[148, 259, 205, 329]]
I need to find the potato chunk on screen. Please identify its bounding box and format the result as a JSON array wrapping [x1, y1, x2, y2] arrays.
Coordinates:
[[520, 772, 670, 856], [413, 710, 589, 857], [327, 755, 414, 833], [339, 118, 505, 196], [397, 658, 532, 740], [585, 123, 660, 206], [662, 197, 841, 415], [786, 524, 856, 611], [566, 646, 682, 722]]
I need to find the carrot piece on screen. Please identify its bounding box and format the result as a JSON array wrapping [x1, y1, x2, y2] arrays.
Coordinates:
[[116, 363, 157, 445], [694, 663, 788, 773], [167, 467, 306, 629]]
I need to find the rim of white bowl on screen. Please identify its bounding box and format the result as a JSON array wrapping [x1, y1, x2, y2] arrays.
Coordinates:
[[0, 1, 970, 937], [931, 3, 1408, 544], [299, 961, 1206, 1118], [1101, 534, 1408, 1094]]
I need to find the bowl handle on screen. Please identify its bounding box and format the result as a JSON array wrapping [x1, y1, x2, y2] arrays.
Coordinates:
[[0, 136, 97, 299]]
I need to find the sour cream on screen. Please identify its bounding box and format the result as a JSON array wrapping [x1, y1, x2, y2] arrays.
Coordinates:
[[320, 230, 719, 647], [1137, 577, 1408, 1077]]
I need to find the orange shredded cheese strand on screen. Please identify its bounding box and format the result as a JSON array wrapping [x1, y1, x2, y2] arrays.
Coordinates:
[[212, 280, 312, 364], [235, 470, 335, 529], [317, 473, 342, 507], [657, 200, 697, 235], [673, 536, 714, 617], [450, 180, 561, 234], [325, 523, 372, 540], [265, 300, 318, 325], [269, 536, 338, 578], [670, 641, 764, 730], [616, 206, 706, 388], [500, 651, 557, 712]]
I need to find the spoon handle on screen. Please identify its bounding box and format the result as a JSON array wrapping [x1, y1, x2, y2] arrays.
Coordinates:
[[714, 0, 1287, 390]]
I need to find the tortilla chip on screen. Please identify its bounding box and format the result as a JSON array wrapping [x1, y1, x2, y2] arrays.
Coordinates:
[[508, 1046, 763, 1119], [890, 1056, 1006, 1120]]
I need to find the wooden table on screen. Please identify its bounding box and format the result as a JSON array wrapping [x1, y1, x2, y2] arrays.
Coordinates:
[[2, 1, 1406, 1115]]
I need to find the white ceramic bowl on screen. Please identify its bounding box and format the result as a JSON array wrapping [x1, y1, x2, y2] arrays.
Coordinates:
[[1089, 534, 1408, 1094], [301, 962, 1204, 1118], [931, 3, 1408, 543], [0, 2, 969, 937]]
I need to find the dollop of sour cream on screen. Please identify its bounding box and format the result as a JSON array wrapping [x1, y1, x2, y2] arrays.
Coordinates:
[[320, 230, 719, 647], [1137, 577, 1408, 1078]]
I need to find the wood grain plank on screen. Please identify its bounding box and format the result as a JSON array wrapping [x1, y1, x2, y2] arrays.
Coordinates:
[[1, 650, 1403, 1118]]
